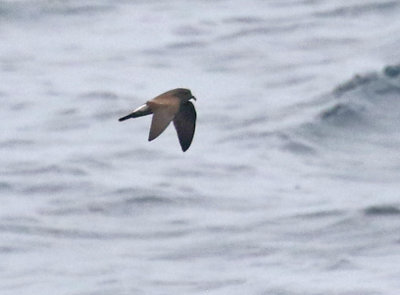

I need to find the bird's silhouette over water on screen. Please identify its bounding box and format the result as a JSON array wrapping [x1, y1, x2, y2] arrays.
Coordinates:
[[119, 88, 197, 152]]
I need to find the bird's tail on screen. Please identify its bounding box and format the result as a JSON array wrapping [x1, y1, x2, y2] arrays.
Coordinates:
[[118, 104, 152, 121]]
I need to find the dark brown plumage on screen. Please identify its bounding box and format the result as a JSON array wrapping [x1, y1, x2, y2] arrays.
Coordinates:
[[118, 88, 197, 152]]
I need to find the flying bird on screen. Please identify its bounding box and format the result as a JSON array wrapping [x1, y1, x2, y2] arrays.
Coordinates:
[[118, 88, 197, 152]]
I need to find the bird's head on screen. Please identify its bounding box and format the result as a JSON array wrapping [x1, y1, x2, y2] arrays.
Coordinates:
[[174, 88, 196, 102]]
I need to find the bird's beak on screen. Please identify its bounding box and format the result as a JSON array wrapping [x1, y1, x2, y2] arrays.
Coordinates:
[[191, 96, 197, 101]]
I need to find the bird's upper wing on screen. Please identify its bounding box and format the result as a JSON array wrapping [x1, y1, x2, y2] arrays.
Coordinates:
[[147, 96, 180, 141], [173, 101, 196, 152]]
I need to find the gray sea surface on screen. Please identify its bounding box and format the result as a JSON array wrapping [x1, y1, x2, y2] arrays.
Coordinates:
[[1, 0, 400, 294]]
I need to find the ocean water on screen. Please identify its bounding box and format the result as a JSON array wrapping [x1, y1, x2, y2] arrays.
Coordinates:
[[1, 0, 400, 294]]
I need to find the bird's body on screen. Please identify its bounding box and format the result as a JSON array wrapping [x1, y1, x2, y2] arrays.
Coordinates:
[[119, 88, 197, 152]]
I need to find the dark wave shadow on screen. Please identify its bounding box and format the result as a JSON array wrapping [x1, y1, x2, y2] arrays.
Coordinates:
[[364, 204, 400, 216]]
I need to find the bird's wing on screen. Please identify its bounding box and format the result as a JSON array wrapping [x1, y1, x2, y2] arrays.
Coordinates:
[[173, 101, 196, 152], [147, 97, 180, 141]]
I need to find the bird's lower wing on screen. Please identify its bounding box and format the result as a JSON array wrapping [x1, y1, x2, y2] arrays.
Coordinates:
[[173, 101, 196, 152], [148, 106, 177, 141]]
